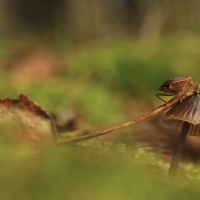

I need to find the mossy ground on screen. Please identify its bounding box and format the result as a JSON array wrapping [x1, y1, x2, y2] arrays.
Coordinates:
[[0, 34, 200, 199]]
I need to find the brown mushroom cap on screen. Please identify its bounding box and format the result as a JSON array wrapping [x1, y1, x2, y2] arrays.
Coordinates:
[[163, 95, 200, 136]]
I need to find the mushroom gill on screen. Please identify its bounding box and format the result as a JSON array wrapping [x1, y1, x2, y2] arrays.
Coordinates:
[[163, 95, 200, 136]]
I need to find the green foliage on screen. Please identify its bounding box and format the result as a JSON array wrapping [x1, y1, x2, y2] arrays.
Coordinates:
[[77, 84, 125, 124], [60, 36, 200, 100]]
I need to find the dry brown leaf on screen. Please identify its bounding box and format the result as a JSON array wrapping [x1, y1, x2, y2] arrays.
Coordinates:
[[0, 94, 57, 143]]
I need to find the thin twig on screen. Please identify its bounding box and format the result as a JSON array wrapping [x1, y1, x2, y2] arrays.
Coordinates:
[[55, 90, 195, 144]]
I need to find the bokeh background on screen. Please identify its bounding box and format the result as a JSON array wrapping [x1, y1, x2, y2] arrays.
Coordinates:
[[1, 1, 200, 199]]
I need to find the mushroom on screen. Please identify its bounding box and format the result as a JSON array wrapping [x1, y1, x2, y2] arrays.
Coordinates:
[[163, 89, 200, 178]]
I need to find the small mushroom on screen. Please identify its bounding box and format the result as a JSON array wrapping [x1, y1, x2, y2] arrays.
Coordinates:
[[162, 93, 200, 178]]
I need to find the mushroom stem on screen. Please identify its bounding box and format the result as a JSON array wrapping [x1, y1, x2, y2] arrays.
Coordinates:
[[168, 122, 190, 179]]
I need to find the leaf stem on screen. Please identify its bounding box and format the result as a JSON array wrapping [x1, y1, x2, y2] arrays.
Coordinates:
[[55, 90, 195, 144]]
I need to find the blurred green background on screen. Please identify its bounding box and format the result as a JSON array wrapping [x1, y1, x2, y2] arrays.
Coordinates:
[[1, 0, 200, 199]]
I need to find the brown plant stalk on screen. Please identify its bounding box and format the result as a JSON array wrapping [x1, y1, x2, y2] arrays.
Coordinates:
[[55, 90, 195, 144]]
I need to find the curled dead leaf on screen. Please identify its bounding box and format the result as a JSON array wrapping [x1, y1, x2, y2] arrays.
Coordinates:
[[0, 94, 57, 143]]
